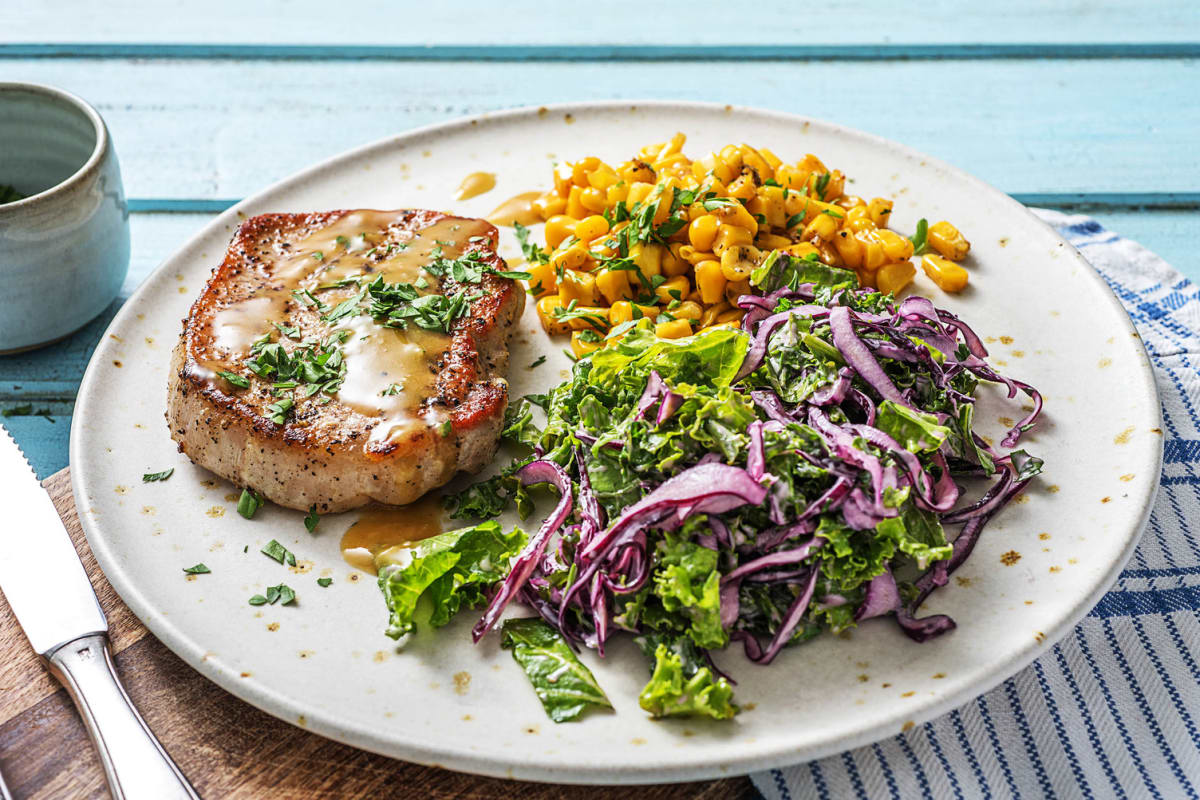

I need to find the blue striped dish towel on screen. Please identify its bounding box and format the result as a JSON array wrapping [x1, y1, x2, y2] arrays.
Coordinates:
[[752, 210, 1200, 799]]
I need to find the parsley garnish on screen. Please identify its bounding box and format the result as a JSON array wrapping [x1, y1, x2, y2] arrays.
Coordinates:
[[142, 468, 174, 482], [265, 397, 294, 425], [182, 563, 210, 575], [304, 505, 320, 533], [244, 333, 347, 400], [261, 539, 296, 566], [217, 370, 249, 388], [237, 488, 264, 519], [814, 172, 832, 200], [250, 583, 296, 606], [380, 383, 403, 396], [368, 276, 476, 334], [437, 420, 452, 437], [514, 222, 550, 265], [321, 289, 366, 323], [552, 301, 608, 333], [529, 355, 547, 369], [909, 218, 931, 255], [317, 577, 332, 587]]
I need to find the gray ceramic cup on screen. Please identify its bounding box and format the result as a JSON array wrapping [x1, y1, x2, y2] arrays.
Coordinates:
[[0, 82, 130, 353]]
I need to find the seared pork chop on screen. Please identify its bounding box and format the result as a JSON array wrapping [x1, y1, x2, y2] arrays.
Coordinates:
[[167, 209, 525, 512]]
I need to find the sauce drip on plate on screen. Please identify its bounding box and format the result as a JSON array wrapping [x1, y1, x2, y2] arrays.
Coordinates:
[[340, 493, 445, 574], [456, 171, 496, 201], [487, 191, 541, 227]]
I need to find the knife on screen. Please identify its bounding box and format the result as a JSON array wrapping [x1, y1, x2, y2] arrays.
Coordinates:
[[0, 426, 199, 799]]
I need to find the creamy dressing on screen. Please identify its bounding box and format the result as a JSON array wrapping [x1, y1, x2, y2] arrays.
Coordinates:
[[456, 171, 496, 201], [340, 494, 446, 574], [487, 191, 541, 227], [201, 211, 493, 445]]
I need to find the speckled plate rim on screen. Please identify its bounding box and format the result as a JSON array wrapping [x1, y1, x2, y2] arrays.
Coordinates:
[[70, 99, 1163, 783]]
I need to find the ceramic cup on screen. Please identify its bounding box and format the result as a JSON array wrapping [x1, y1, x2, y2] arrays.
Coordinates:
[[0, 82, 130, 353]]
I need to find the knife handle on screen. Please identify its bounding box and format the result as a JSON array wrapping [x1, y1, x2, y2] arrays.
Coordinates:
[[45, 633, 200, 800]]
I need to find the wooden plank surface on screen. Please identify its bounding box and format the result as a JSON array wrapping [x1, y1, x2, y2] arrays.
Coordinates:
[[0, 469, 759, 800], [3, 0, 1198, 47], [2, 57, 1196, 199]]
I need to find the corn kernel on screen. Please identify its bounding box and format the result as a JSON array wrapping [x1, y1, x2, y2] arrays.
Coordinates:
[[832, 229, 864, 269], [525, 260, 557, 298], [724, 278, 752, 306], [571, 330, 603, 358], [655, 275, 691, 304], [673, 300, 703, 321], [596, 268, 633, 304], [663, 244, 691, 277], [716, 307, 746, 325], [694, 259, 727, 304], [574, 214, 610, 244], [688, 214, 719, 251], [921, 254, 968, 292], [928, 221, 970, 261], [626, 181, 654, 207], [544, 215, 576, 250], [571, 157, 601, 187], [536, 296, 571, 335], [558, 269, 598, 306], [566, 185, 587, 219], [876, 261, 917, 295], [720, 245, 760, 282], [579, 187, 606, 214], [655, 318, 694, 339], [876, 229, 915, 262], [712, 224, 754, 256], [552, 162, 574, 198], [700, 301, 732, 327], [608, 301, 657, 326], [867, 197, 893, 228], [550, 243, 589, 273], [802, 212, 839, 241]]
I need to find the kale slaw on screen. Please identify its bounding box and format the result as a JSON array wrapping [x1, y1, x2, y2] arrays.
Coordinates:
[[375, 254, 1044, 723]]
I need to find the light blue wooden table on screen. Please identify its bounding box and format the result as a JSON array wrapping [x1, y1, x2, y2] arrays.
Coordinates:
[[2, 0, 1197, 478]]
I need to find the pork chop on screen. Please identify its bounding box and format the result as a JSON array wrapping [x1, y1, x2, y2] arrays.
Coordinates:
[[167, 209, 526, 512]]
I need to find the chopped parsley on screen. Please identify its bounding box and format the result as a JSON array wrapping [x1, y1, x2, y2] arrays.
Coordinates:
[[814, 171, 832, 200], [317, 577, 333, 587], [217, 370, 249, 389], [261, 539, 296, 566], [304, 505, 320, 533], [250, 583, 296, 606], [909, 218, 931, 255], [514, 222, 550, 265], [245, 331, 347, 405], [265, 397, 294, 425], [182, 563, 210, 575], [142, 468, 174, 483], [552, 300, 608, 333], [380, 383, 403, 396], [529, 355, 547, 369], [237, 488, 264, 519], [437, 419, 453, 437]]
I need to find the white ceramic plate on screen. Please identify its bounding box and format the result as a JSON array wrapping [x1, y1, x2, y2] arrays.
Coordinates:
[[71, 101, 1162, 784]]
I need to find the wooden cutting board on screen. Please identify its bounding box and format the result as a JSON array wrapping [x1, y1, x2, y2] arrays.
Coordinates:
[[0, 469, 758, 800]]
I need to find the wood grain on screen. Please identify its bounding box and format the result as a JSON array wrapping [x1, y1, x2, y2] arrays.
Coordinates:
[[0, 470, 759, 800]]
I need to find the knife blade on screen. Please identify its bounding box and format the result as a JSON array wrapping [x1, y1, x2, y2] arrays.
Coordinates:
[[0, 425, 106, 654], [0, 424, 199, 799]]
